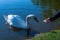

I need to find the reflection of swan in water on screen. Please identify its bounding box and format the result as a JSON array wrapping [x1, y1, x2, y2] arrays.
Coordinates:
[[4, 14, 39, 38]]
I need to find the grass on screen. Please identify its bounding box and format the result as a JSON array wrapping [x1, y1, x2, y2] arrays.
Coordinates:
[[32, 30, 60, 40]]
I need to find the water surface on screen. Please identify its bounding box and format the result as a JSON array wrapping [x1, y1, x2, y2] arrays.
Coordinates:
[[0, 0, 60, 40]]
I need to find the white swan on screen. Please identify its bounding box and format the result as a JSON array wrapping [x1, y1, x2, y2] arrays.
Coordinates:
[[4, 14, 39, 38]]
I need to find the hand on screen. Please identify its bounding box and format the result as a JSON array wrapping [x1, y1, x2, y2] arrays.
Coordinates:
[[43, 18, 51, 23]]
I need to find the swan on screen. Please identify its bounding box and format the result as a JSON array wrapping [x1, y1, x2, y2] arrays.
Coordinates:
[[4, 14, 39, 38]]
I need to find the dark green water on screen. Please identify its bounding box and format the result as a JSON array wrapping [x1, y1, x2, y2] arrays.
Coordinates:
[[0, 0, 60, 40]]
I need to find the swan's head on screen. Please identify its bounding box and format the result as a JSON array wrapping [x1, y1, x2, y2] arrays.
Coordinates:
[[26, 14, 39, 23]]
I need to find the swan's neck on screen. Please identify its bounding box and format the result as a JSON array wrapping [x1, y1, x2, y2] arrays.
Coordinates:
[[26, 17, 30, 25]]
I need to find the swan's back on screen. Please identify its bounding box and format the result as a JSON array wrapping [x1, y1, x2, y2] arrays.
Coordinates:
[[4, 15, 27, 29]]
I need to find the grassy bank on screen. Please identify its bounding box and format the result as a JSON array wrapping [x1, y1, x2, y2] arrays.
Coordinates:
[[32, 30, 60, 40]]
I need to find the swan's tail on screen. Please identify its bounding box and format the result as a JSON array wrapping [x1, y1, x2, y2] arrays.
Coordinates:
[[3, 15, 7, 21], [3, 15, 8, 25]]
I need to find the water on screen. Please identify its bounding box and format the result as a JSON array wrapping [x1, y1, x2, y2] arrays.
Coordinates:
[[0, 0, 60, 40]]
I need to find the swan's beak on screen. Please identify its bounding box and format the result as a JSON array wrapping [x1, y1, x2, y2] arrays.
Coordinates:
[[34, 17, 39, 23]]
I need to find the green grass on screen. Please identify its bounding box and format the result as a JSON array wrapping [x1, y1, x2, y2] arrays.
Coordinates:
[[32, 30, 60, 40]]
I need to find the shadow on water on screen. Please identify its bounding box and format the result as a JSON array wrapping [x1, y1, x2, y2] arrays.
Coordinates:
[[0, 0, 60, 40]]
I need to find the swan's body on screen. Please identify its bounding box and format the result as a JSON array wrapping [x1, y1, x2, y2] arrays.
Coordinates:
[[4, 14, 39, 38], [4, 14, 39, 29], [6, 15, 27, 29]]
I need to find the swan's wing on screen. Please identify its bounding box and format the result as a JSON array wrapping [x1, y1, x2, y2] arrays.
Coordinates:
[[11, 16, 27, 29]]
